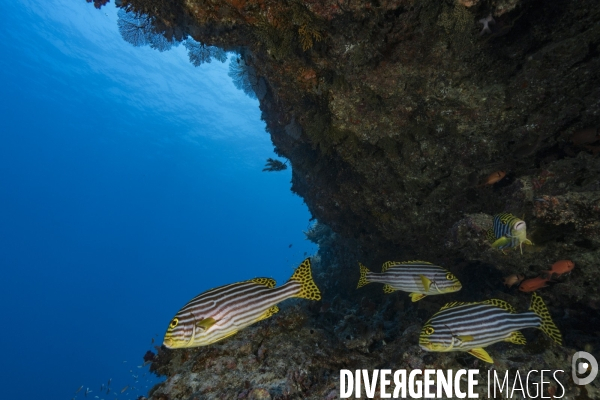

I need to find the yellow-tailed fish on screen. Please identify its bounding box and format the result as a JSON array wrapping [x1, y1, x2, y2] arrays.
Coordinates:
[[163, 258, 321, 349], [487, 213, 533, 254], [419, 292, 562, 363], [357, 261, 462, 302]]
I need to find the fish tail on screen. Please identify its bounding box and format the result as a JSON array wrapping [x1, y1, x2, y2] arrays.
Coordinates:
[[529, 292, 562, 345], [357, 263, 371, 289], [289, 258, 321, 301]]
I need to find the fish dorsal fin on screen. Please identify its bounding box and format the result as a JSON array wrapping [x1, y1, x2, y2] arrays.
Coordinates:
[[468, 348, 494, 363], [382, 260, 432, 272], [383, 284, 397, 294], [496, 212, 516, 225], [400, 260, 433, 265], [439, 301, 475, 311], [251, 277, 277, 288], [420, 275, 431, 292], [381, 261, 394, 273], [439, 299, 516, 313], [482, 299, 517, 313], [196, 317, 217, 331], [410, 293, 427, 302], [505, 331, 526, 345]]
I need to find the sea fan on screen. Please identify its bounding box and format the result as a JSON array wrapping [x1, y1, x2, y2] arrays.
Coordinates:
[[117, 9, 176, 52], [86, 0, 110, 9], [262, 158, 287, 172], [183, 39, 227, 66], [228, 57, 258, 99]]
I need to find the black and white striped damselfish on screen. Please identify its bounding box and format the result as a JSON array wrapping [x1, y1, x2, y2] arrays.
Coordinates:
[[486, 212, 533, 254], [419, 292, 562, 363], [357, 261, 462, 302], [163, 258, 321, 349]]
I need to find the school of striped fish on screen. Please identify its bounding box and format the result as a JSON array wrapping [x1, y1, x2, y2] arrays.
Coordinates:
[[351, 211, 568, 363], [70, 209, 569, 398], [155, 210, 567, 366]]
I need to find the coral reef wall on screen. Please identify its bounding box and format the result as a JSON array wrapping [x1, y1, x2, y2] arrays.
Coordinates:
[[105, 0, 600, 398]]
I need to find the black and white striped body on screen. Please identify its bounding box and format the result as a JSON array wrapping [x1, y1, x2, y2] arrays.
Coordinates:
[[420, 303, 541, 351], [164, 279, 300, 348], [367, 262, 460, 295], [490, 213, 528, 250]]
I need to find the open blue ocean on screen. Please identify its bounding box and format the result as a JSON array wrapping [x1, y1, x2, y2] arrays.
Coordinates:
[[0, 1, 316, 399]]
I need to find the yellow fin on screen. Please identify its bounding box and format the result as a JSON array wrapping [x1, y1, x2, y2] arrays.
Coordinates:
[[289, 258, 321, 301], [381, 261, 394, 273], [383, 284, 397, 294], [196, 317, 217, 331], [420, 275, 431, 292], [468, 348, 494, 363], [382, 261, 432, 272], [251, 277, 276, 288], [410, 293, 427, 302], [529, 292, 562, 345], [505, 331, 526, 345], [486, 228, 496, 242], [458, 335, 474, 342], [491, 236, 511, 249], [439, 301, 476, 311], [357, 263, 371, 288], [481, 299, 517, 313], [439, 299, 516, 313], [257, 305, 279, 322]]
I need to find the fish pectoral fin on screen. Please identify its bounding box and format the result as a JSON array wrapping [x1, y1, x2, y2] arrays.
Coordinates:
[[196, 317, 217, 331], [257, 305, 279, 322], [491, 236, 511, 249], [410, 293, 427, 302], [467, 348, 494, 363], [505, 331, 526, 345], [383, 284, 397, 294], [419, 275, 431, 292], [458, 335, 474, 342]]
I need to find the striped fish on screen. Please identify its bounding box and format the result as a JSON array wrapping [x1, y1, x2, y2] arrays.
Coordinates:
[[163, 258, 321, 349], [486, 212, 533, 254], [419, 292, 562, 363], [357, 261, 462, 302]]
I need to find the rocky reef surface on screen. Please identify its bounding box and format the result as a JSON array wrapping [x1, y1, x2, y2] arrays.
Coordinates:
[[95, 0, 600, 398]]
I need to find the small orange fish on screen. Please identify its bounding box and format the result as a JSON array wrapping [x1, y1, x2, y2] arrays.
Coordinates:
[[478, 171, 506, 186], [503, 274, 524, 288], [518, 276, 550, 292], [544, 260, 574, 278]]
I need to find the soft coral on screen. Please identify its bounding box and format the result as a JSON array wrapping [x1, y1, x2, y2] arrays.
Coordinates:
[[86, 0, 110, 9]]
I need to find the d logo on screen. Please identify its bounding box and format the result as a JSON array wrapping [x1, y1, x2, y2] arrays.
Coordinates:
[[572, 351, 598, 386]]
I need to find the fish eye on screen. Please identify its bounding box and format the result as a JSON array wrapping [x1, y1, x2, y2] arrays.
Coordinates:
[[169, 318, 179, 329], [424, 326, 434, 335], [514, 221, 526, 231], [446, 273, 455, 280]]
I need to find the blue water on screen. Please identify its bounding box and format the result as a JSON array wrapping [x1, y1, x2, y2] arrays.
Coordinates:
[[0, 1, 315, 399]]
